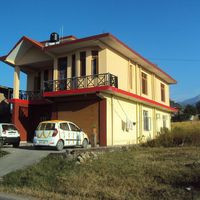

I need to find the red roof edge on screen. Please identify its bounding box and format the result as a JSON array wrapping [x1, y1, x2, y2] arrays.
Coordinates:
[[43, 86, 177, 112], [0, 55, 7, 61], [5, 36, 44, 59]]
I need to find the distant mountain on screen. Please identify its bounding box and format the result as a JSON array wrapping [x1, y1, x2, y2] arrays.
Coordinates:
[[180, 95, 200, 106]]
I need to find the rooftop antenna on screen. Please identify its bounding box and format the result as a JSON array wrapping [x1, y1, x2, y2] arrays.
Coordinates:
[[61, 25, 64, 42]]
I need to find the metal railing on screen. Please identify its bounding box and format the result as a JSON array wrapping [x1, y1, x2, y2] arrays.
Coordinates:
[[43, 73, 118, 92], [19, 90, 42, 100], [7, 90, 42, 101]]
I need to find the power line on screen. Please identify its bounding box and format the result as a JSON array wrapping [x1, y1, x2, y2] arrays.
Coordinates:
[[148, 58, 200, 62]]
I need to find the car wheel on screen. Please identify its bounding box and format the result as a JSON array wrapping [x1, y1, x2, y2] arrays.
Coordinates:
[[82, 139, 88, 148], [13, 142, 20, 148], [56, 140, 64, 151]]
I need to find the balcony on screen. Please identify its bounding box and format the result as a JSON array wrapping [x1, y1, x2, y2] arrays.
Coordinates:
[[43, 73, 118, 92], [8, 90, 42, 101]]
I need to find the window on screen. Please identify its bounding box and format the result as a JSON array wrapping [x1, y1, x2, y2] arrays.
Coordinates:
[[2, 125, 17, 131], [163, 115, 167, 128], [91, 51, 98, 75], [60, 123, 70, 131], [80, 52, 86, 76], [69, 123, 80, 131], [142, 72, 148, 95], [58, 57, 67, 80], [44, 70, 49, 81], [37, 123, 55, 130], [143, 110, 151, 131], [161, 83, 165, 102], [71, 54, 76, 77]]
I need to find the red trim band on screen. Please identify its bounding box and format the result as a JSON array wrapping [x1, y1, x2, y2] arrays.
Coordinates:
[[43, 86, 177, 112]]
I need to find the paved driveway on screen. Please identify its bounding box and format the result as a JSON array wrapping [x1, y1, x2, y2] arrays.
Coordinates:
[[0, 145, 65, 177]]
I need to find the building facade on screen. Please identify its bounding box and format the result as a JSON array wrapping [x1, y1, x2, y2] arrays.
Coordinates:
[[0, 33, 176, 145]]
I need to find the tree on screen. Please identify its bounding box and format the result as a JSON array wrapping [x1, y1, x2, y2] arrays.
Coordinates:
[[183, 104, 197, 120], [196, 101, 200, 114]]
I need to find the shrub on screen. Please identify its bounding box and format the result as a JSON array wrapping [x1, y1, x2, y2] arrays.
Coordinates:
[[143, 125, 200, 147]]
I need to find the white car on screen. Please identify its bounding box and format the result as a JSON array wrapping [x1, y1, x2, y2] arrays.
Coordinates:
[[33, 120, 89, 151], [0, 123, 20, 147]]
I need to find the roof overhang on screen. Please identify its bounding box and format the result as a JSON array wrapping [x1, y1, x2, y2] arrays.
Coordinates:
[[44, 33, 176, 84], [0, 33, 176, 84], [0, 36, 51, 68]]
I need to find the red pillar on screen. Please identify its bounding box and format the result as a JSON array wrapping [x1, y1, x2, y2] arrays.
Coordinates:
[[99, 99, 107, 146], [12, 102, 28, 142]]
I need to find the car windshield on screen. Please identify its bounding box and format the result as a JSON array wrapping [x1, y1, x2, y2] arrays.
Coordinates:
[[37, 123, 55, 131], [2, 125, 17, 131]]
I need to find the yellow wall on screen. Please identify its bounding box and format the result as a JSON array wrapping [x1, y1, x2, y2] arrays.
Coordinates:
[[106, 48, 130, 91], [102, 93, 171, 146], [104, 93, 137, 146]]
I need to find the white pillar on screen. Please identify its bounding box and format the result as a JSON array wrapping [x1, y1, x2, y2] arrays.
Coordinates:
[[67, 55, 72, 79], [86, 50, 92, 76], [53, 57, 58, 91], [13, 66, 20, 99], [76, 52, 80, 77]]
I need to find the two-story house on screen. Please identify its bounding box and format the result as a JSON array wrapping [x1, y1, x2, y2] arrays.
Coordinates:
[[0, 33, 176, 145]]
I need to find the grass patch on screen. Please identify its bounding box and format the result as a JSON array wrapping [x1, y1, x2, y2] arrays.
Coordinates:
[[0, 147, 200, 199], [144, 121, 200, 147]]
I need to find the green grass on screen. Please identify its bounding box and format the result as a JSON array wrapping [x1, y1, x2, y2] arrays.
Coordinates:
[[0, 147, 200, 200]]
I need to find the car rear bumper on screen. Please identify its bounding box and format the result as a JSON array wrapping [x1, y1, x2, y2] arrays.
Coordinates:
[[33, 137, 56, 147], [0, 137, 20, 144]]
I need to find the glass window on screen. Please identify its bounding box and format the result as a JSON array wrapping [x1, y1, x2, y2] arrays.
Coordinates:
[[163, 115, 167, 128], [69, 123, 80, 131], [91, 51, 98, 75], [2, 125, 17, 131], [80, 52, 86, 76], [142, 72, 148, 95], [37, 123, 55, 130], [60, 123, 69, 131], [143, 110, 151, 131], [161, 83, 165, 102]]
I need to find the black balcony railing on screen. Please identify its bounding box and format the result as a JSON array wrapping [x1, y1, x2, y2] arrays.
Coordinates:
[[43, 73, 118, 92], [19, 90, 42, 100], [7, 90, 42, 101]]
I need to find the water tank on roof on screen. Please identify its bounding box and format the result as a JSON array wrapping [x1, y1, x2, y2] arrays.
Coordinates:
[[50, 32, 59, 42]]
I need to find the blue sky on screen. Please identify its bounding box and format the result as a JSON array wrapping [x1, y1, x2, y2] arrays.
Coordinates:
[[0, 0, 200, 101]]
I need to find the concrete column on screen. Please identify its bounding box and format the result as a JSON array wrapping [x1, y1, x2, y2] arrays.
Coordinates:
[[67, 55, 72, 79], [151, 74, 156, 101], [152, 108, 156, 138], [27, 72, 35, 91], [135, 64, 141, 95], [13, 66, 20, 99], [76, 52, 80, 77], [86, 50, 92, 76], [98, 49, 107, 74], [53, 57, 58, 91]]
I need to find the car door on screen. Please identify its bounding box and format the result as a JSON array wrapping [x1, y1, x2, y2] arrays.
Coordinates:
[[68, 123, 81, 146], [60, 123, 70, 146]]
